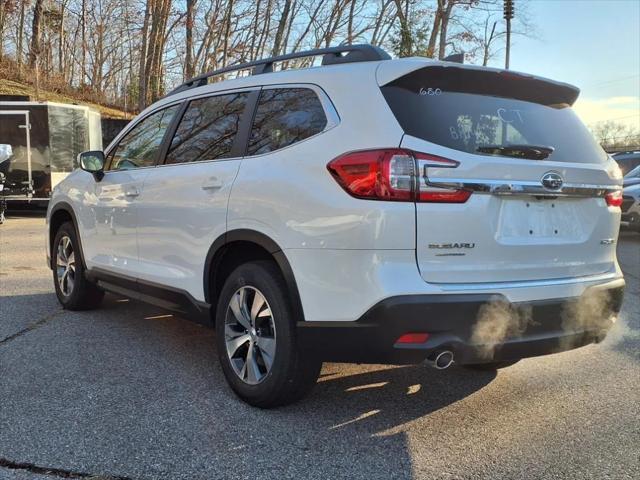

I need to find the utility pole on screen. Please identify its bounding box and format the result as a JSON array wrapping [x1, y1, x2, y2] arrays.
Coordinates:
[[504, 0, 514, 69]]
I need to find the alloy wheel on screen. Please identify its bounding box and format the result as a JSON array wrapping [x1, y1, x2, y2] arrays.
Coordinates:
[[56, 235, 76, 297], [224, 286, 276, 385]]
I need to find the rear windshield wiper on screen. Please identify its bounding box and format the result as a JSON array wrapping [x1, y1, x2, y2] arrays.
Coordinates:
[[477, 144, 555, 160]]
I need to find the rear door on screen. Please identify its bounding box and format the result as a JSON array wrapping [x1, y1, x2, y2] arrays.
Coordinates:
[[381, 65, 622, 284], [135, 89, 256, 300]]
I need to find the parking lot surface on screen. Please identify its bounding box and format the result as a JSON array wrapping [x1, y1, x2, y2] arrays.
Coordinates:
[[1, 215, 639, 480]]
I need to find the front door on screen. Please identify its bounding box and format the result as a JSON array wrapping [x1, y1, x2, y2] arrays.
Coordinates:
[[82, 104, 180, 277]]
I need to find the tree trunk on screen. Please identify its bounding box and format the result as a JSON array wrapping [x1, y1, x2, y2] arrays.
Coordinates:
[[438, 1, 454, 60], [81, 0, 87, 84], [347, 0, 356, 44], [221, 0, 234, 66], [17, 0, 26, 69], [426, 0, 443, 58], [282, 0, 298, 55], [147, 0, 172, 101], [393, 0, 412, 57], [256, 0, 273, 59], [185, 0, 195, 79], [483, 21, 496, 66], [0, 1, 5, 61], [272, 0, 292, 56], [59, 3, 66, 77], [138, 0, 152, 110], [29, 0, 44, 67], [248, 0, 262, 60]]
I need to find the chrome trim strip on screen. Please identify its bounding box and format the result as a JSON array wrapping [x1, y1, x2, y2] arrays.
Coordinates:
[[425, 177, 620, 198], [434, 271, 620, 291]]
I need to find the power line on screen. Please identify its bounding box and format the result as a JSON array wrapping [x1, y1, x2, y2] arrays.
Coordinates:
[[585, 75, 640, 88], [594, 114, 640, 122]]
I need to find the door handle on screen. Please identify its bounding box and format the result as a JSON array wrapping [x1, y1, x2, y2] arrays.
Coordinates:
[[124, 187, 140, 198], [202, 177, 223, 191]]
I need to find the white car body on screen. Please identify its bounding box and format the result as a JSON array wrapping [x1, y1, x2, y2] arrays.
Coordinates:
[[46, 46, 625, 402]]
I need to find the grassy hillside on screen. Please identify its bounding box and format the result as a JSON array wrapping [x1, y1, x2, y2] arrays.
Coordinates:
[[0, 78, 133, 120]]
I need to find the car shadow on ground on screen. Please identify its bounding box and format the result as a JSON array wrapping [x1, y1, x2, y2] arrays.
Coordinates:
[[6, 289, 639, 479], [308, 364, 496, 432], [0, 291, 500, 478], [3, 291, 498, 434], [89, 293, 498, 433]]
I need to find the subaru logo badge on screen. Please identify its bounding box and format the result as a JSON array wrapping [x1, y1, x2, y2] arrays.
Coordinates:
[[541, 171, 564, 191]]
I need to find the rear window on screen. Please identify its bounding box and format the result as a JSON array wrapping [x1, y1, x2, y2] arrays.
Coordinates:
[[381, 66, 607, 164], [247, 88, 327, 155]]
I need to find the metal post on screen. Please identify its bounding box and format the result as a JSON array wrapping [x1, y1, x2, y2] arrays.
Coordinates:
[[24, 112, 32, 197], [504, 0, 514, 70]]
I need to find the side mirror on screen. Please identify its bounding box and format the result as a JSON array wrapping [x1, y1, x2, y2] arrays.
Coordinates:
[[78, 150, 105, 181]]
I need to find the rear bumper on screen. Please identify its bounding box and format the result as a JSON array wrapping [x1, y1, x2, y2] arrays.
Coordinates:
[[297, 281, 625, 365]]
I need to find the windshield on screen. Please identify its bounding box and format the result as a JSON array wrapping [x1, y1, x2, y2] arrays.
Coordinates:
[[381, 66, 608, 164]]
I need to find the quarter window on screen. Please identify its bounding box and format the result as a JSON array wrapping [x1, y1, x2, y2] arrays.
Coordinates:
[[108, 105, 179, 171], [166, 92, 249, 164], [247, 88, 327, 155]]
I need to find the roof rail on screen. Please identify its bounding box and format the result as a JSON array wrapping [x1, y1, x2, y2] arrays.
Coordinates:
[[168, 44, 391, 96]]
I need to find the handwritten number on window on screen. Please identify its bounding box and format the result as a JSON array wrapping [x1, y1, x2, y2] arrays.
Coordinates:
[[419, 87, 442, 96]]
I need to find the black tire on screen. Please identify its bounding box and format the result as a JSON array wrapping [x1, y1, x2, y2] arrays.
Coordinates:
[[215, 260, 322, 408], [52, 221, 104, 310], [462, 360, 519, 371]]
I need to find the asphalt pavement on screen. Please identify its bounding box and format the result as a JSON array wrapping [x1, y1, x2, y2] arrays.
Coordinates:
[[1, 215, 638, 480]]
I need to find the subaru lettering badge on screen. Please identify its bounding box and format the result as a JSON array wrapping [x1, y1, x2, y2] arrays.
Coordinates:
[[541, 171, 564, 191]]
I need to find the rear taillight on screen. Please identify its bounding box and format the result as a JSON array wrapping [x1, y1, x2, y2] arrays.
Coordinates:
[[326, 149, 413, 201], [605, 190, 623, 207], [327, 149, 471, 203]]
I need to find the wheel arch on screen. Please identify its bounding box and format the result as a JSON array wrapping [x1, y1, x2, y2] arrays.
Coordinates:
[[49, 202, 86, 270], [204, 229, 305, 323]]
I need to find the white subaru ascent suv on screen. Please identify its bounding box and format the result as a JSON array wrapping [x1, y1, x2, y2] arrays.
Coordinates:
[[46, 45, 625, 407]]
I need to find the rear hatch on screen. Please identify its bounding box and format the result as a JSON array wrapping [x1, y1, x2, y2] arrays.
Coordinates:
[[380, 63, 622, 284]]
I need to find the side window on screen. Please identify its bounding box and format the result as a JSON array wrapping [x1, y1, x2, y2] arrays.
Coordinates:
[[107, 105, 179, 171], [166, 92, 249, 164], [247, 88, 327, 156]]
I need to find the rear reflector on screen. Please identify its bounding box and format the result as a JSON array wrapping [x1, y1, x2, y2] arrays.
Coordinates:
[[417, 187, 472, 203], [327, 149, 471, 203], [396, 332, 430, 344], [605, 190, 623, 207]]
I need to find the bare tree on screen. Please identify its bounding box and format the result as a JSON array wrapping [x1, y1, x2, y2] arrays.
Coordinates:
[[272, 0, 292, 56], [0, 0, 534, 111], [591, 121, 640, 151], [393, 0, 412, 56], [185, 0, 196, 79], [29, 0, 44, 67]]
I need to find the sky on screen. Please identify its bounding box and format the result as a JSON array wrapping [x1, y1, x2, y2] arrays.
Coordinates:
[[485, 0, 640, 130]]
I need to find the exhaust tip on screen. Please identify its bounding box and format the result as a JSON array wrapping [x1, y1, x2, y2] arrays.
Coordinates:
[[426, 350, 454, 370]]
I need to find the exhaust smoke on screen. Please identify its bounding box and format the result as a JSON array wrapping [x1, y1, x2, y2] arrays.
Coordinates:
[[560, 289, 621, 351], [470, 296, 534, 360], [469, 289, 628, 360]]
